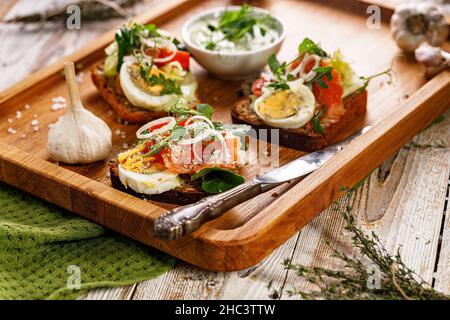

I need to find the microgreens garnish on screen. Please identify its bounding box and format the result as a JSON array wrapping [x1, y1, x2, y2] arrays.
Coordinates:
[[134, 53, 182, 95], [170, 126, 188, 141], [206, 5, 275, 49], [311, 109, 326, 135], [115, 23, 159, 71], [142, 103, 215, 157], [361, 68, 393, 89], [143, 137, 170, 156], [307, 66, 334, 89], [298, 37, 328, 57], [266, 38, 331, 91], [267, 54, 291, 91], [170, 103, 214, 119]]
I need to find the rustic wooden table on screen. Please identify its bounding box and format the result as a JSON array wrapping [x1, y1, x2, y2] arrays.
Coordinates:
[[1, 0, 449, 299]]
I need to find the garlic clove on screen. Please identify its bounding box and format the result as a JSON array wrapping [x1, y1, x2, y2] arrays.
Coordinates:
[[415, 42, 450, 78], [391, 3, 449, 53], [48, 62, 112, 164]]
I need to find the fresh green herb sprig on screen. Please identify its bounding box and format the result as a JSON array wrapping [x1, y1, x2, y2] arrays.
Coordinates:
[[115, 23, 159, 71], [267, 54, 293, 91], [298, 38, 328, 58], [358, 68, 393, 93], [311, 109, 326, 135], [142, 103, 215, 156], [307, 66, 333, 89], [206, 4, 275, 49], [266, 38, 330, 91], [170, 103, 214, 119], [134, 53, 182, 95]]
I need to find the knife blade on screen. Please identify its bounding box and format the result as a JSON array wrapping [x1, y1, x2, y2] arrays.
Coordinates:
[[154, 126, 370, 240]]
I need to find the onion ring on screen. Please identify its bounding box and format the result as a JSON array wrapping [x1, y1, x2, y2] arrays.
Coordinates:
[[136, 117, 176, 139]]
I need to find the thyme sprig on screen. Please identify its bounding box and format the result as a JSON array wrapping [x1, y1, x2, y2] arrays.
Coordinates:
[[278, 186, 449, 300]]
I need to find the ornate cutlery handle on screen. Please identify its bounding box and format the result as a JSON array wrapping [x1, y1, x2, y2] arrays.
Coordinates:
[[154, 179, 264, 240]]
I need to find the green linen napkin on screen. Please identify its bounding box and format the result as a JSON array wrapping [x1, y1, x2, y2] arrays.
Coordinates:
[[0, 182, 175, 300]]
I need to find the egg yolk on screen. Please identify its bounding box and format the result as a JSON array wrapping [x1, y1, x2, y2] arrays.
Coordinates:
[[129, 64, 164, 96], [258, 90, 301, 120]]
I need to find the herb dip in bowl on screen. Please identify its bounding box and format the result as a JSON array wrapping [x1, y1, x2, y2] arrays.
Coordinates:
[[181, 5, 285, 79]]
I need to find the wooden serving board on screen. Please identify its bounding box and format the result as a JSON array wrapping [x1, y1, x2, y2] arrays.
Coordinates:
[[0, 0, 449, 271]]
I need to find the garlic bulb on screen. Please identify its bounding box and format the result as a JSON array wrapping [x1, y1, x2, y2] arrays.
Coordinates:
[[48, 62, 112, 164], [391, 3, 449, 52], [415, 42, 450, 78]]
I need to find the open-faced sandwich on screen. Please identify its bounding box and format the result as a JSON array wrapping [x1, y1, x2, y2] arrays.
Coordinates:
[[110, 102, 250, 205], [231, 38, 369, 151], [91, 22, 198, 124]]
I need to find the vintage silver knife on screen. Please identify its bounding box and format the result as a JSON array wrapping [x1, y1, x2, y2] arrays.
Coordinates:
[[154, 127, 370, 240]]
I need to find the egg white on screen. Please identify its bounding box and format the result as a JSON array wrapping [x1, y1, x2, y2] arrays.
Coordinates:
[[253, 80, 316, 129], [343, 74, 366, 98], [120, 61, 198, 112], [118, 165, 181, 195]]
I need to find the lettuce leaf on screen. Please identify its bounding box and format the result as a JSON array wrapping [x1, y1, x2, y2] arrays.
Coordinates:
[[330, 50, 355, 90]]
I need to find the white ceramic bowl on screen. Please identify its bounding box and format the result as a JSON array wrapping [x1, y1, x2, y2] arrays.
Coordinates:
[[181, 6, 285, 79]]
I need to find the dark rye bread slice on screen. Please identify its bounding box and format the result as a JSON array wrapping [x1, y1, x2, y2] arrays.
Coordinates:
[[231, 90, 368, 152], [91, 61, 168, 124], [109, 159, 208, 205]]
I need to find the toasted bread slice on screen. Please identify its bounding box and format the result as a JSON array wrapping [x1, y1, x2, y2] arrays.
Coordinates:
[[231, 90, 367, 151], [91, 61, 171, 124], [109, 159, 208, 205]]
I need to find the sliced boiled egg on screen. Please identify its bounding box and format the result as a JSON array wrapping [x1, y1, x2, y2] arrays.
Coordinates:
[[119, 59, 197, 112], [118, 165, 181, 195], [253, 80, 316, 129]]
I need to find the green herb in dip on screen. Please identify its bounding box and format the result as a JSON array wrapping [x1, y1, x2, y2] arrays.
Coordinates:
[[189, 5, 279, 53]]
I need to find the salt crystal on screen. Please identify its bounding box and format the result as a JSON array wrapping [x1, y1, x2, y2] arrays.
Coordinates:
[[122, 143, 129, 149], [33, 114, 38, 118], [7, 118, 12, 123], [24, 104, 31, 110], [33, 126, 40, 132], [51, 103, 66, 111], [76, 72, 85, 83], [16, 111, 22, 119], [52, 96, 66, 103], [115, 129, 121, 135], [106, 172, 111, 178], [31, 119, 39, 126], [20, 134, 27, 139], [7, 127, 16, 134], [121, 132, 126, 139]]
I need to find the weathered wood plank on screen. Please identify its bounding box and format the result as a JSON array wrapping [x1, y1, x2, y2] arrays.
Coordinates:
[[80, 285, 136, 300], [0, 0, 17, 20], [219, 233, 299, 300], [279, 196, 355, 298], [280, 110, 450, 298], [130, 263, 226, 300]]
